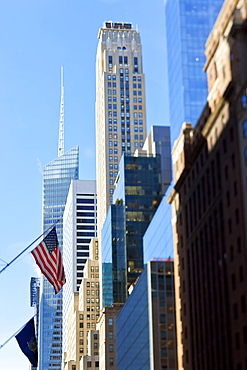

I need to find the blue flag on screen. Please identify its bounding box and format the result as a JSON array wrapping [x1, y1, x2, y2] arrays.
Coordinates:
[[15, 317, 38, 367]]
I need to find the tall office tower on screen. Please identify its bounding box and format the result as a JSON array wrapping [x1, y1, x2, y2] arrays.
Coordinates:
[[101, 152, 163, 306], [165, 0, 224, 145], [117, 260, 177, 370], [39, 70, 79, 370], [143, 0, 225, 267], [63, 180, 97, 355], [169, 0, 247, 368], [96, 21, 147, 235]]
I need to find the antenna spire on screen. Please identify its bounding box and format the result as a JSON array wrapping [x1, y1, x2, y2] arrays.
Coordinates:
[[58, 66, 64, 156]]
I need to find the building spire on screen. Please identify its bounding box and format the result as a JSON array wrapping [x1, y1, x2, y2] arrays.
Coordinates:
[[58, 66, 64, 157]]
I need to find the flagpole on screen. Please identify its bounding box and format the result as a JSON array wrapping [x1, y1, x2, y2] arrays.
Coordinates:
[[0, 220, 60, 274], [0, 315, 37, 350]]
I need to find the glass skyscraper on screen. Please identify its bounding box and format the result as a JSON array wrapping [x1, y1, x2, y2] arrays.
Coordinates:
[[143, 1, 225, 264], [39, 146, 79, 370], [101, 153, 163, 306], [165, 0, 224, 145]]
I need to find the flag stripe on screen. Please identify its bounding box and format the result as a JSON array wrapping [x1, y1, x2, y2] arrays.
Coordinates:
[[31, 227, 65, 294]]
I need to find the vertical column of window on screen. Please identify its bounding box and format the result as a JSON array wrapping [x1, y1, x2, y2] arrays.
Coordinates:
[[125, 68, 130, 153], [119, 68, 125, 154], [134, 57, 138, 73], [108, 55, 112, 70]]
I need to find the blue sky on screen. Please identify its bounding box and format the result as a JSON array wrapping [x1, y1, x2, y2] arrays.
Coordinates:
[[0, 0, 169, 368]]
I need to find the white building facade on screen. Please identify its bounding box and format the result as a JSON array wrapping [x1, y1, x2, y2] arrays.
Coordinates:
[[63, 180, 97, 354], [95, 21, 147, 234]]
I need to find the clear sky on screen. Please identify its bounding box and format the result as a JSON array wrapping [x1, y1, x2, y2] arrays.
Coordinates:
[[0, 0, 169, 368]]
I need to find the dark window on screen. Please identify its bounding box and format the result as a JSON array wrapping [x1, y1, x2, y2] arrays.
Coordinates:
[[77, 239, 91, 244], [77, 252, 89, 257], [77, 225, 94, 230], [77, 199, 94, 204], [77, 212, 95, 217]]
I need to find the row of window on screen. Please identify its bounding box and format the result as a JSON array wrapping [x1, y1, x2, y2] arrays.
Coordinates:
[[107, 89, 142, 96], [107, 71, 141, 80], [109, 148, 118, 154]]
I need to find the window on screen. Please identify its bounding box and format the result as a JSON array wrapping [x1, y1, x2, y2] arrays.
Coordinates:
[[79, 331, 84, 337], [243, 120, 247, 137], [138, 76, 141, 81], [79, 348, 84, 353], [80, 323, 83, 328], [109, 164, 113, 169], [109, 318, 113, 325], [87, 361, 92, 368], [109, 344, 114, 352], [138, 84, 141, 89], [109, 358, 114, 366], [242, 94, 247, 109], [79, 339, 83, 345], [108, 75, 111, 80], [109, 331, 114, 339], [119, 56, 122, 65], [133, 83, 137, 88], [139, 105, 142, 110], [108, 82, 111, 87]]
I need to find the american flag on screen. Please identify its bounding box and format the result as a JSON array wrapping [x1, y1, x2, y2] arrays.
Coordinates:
[[31, 227, 65, 294]]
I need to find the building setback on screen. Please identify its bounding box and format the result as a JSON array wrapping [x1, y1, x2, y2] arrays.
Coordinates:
[[169, 0, 247, 368], [95, 21, 147, 236]]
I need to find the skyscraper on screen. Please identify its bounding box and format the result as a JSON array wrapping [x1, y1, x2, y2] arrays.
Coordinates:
[[101, 151, 163, 306], [142, 0, 225, 264], [95, 21, 147, 234], [116, 260, 177, 370], [165, 0, 224, 145], [38, 70, 79, 370], [63, 180, 97, 355]]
